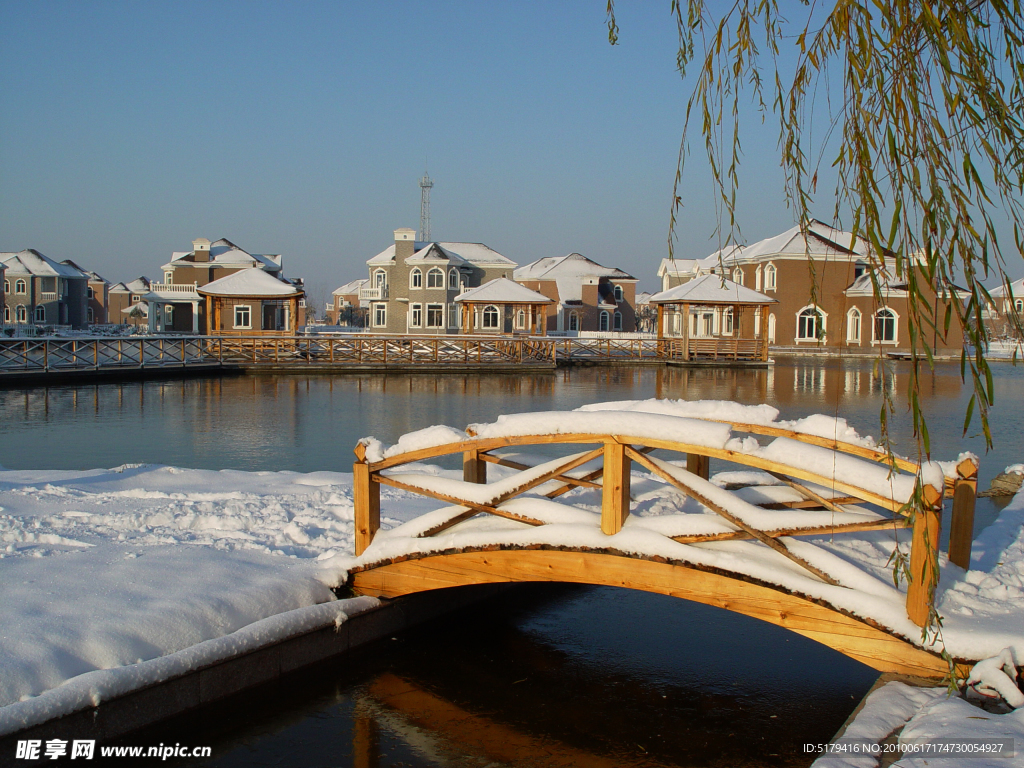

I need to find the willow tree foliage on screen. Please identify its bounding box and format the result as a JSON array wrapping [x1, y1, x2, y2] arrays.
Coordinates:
[[608, 0, 1024, 457]]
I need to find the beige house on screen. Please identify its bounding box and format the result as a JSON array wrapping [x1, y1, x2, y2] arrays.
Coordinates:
[[513, 253, 638, 334], [197, 269, 304, 335], [454, 278, 554, 335], [1, 250, 89, 329], [327, 278, 368, 326], [362, 228, 517, 334]]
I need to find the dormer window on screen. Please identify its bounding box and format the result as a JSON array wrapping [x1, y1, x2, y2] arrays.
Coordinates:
[[613, 285, 623, 302]]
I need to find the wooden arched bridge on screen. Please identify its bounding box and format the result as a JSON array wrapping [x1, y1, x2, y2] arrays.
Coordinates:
[[347, 410, 980, 679]]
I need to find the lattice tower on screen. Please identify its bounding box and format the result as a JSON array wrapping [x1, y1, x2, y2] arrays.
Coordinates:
[[419, 171, 434, 242]]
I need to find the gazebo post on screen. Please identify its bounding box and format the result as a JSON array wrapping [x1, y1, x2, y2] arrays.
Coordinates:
[[681, 302, 690, 361]]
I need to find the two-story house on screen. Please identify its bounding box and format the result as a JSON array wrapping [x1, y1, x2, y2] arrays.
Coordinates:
[[1, 250, 89, 329], [513, 253, 638, 333], [327, 278, 369, 326], [108, 277, 152, 327], [61, 259, 109, 325], [362, 228, 517, 334]]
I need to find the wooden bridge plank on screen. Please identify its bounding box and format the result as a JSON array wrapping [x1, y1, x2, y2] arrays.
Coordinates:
[[350, 549, 957, 678]]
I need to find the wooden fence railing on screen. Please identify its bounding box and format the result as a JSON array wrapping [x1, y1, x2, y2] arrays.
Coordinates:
[[353, 417, 978, 629]]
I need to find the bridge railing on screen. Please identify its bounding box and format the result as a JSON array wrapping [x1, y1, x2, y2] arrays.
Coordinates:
[[353, 415, 978, 628], [0, 336, 215, 372]]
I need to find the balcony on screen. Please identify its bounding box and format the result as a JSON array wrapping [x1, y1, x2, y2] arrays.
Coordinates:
[[40, 292, 58, 302], [359, 285, 388, 301], [147, 282, 201, 300]]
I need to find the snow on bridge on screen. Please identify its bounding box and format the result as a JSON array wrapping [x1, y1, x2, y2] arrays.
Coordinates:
[[342, 400, 994, 679]]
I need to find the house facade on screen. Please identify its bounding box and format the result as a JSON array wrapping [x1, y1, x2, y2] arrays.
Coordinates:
[[983, 278, 1024, 339], [327, 278, 369, 326], [513, 253, 638, 334], [657, 221, 964, 355], [1, 250, 89, 329], [362, 228, 517, 334], [108, 277, 151, 327], [61, 259, 109, 325]]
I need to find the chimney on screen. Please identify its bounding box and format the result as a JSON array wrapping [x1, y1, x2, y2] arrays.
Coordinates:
[[394, 228, 416, 262], [192, 238, 211, 263]]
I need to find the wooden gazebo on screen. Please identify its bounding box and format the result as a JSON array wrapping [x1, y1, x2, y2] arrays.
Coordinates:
[[197, 268, 304, 336], [649, 274, 776, 361], [455, 278, 553, 336]]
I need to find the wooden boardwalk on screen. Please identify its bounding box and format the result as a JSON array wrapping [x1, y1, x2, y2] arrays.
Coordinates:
[[348, 415, 980, 679]]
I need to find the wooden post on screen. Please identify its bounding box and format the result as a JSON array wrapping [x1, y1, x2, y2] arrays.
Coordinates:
[[656, 303, 665, 339], [353, 443, 380, 556], [687, 453, 710, 480], [601, 441, 631, 535], [681, 302, 690, 361], [907, 483, 944, 626], [463, 448, 486, 484], [948, 457, 979, 569]]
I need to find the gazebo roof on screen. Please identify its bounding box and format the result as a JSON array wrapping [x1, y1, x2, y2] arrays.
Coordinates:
[[649, 275, 776, 305], [455, 278, 553, 304], [197, 268, 302, 298]]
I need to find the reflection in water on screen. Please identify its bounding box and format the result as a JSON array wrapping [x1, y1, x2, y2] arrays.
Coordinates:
[[137, 585, 878, 768]]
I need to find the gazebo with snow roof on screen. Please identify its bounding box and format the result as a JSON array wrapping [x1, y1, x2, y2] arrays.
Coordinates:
[[196, 268, 304, 335], [454, 278, 553, 336], [649, 274, 776, 361]]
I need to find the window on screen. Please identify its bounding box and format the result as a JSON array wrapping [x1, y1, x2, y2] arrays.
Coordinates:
[[1015, 299, 1024, 314], [764, 263, 777, 291], [732, 267, 744, 286], [374, 270, 387, 288], [131, 295, 141, 303], [410, 303, 422, 328], [34, 305, 45, 323], [164, 271, 173, 283], [16, 305, 27, 323], [767, 313, 776, 343], [613, 285, 623, 302], [723, 308, 734, 335], [448, 303, 460, 329], [3, 306, 9, 322], [449, 269, 460, 290], [599, 311, 610, 332], [568, 312, 579, 332], [846, 307, 862, 344], [3, 280, 8, 293], [15, 279, 26, 294], [426, 304, 443, 328], [873, 308, 897, 343], [373, 303, 387, 327], [87, 307, 94, 323], [234, 305, 251, 329], [796, 306, 825, 341], [427, 268, 444, 288], [410, 268, 423, 289], [515, 310, 526, 330], [481, 305, 499, 329], [614, 311, 623, 331], [755, 266, 762, 291], [87, 286, 94, 299]]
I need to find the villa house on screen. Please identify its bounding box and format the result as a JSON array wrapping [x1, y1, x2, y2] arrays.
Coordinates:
[[145, 238, 291, 334], [362, 228, 517, 334], [513, 253, 638, 333], [108, 277, 151, 327], [327, 278, 369, 326], [657, 221, 965, 355], [61, 259, 109, 325], [983, 278, 1024, 339], [1, 250, 89, 329]]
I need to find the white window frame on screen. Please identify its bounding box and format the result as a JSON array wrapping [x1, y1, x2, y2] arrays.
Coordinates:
[[448, 303, 460, 329], [426, 268, 444, 289], [1014, 299, 1023, 314], [599, 310, 610, 332], [568, 311, 579, 332], [448, 269, 460, 290], [722, 308, 734, 335], [755, 266, 762, 291], [514, 309, 526, 330], [374, 269, 387, 288], [15, 279, 26, 294], [409, 303, 422, 328], [732, 267, 744, 286], [34, 305, 45, 323], [373, 303, 387, 328], [846, 307, 862, 344], [764, 263, 777, 291], [410, 268, 423, 289], [3, 305, 9, 323], [767, 313, 776, 343], [795, 305, 826, 343], [481, 304, 500, 329], [16, 305, 27, 323], [426, 303, 444, 328], [233, 305, 251, 329], [613, 285, 623, 302], [872, 307, 899, 345], [164, 271, 173, 283]]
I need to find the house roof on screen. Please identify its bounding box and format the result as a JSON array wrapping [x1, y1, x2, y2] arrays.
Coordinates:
[[165, 238, 283, 272], [197, 268, 302, 297], [405, 243, 470, 267], [120, 302, 149, 316], [110, 277, 151, 294], [455, 278, 553, 304], [60, 259, 107, 284], [332, 278, 369, 296], [367, 240, 516, 268], [513, 253, 636, 303], [988, 278, 1024, 299], [649, 274, 777, 305], [0, 250, 86, 278]]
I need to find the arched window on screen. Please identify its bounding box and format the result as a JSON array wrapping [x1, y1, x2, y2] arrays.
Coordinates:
[[427, 268, 444, 288], [755, 266, 763, 291], [732, 267, 744, 286], [614, 311, 623, 331], [87, 307, 94, 323], [3, 306, 9, 322], [613, 285, 623, 302], [515, 309, 526, 329], [449, 269, 460, 290], [410, 268, 422, 289], [599, 310, 610, 332], [1015, 299, 1024, 314], [3, 280, 8, 294], [568, 312, 579, 332], [722, 308, 734, 335], [374, 270, 387, 288], [482, 305, 499, 329], [764, 263, 777, 291], [873, 308, 898, 343], [767, 313, 776, 343], [846, 307, 862, 344], [796, 306, 825, 341], [34, 305, 45, 323], [15, 279, 27, 294], [16, 305, 27, 323]]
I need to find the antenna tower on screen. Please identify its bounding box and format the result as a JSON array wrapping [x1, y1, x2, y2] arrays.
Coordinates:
[[419, 170, 433, 242]]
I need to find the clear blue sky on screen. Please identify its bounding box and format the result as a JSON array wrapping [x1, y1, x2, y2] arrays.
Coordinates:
[[0, 1, 1015, 298]]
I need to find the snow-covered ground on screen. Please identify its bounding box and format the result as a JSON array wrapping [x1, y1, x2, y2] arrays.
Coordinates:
[[2, 399, 1023, 753]]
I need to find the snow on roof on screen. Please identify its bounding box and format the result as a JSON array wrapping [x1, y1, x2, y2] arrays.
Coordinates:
[[406, 243, 469, 267], [454, 278, 553, 304], [60, 259, 107, 284], [649, 274, 777, 305], [513, 253, 636, 302], [367, 240, 516, 267], [636, 291, 654, 305], [197, 268, 302, 297], [988, 278, 1024, 299], [0, 250, 86, 279], [120, 302, 149, 316], [332, 278, 368, 296], [167, 239, 282, 272]]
